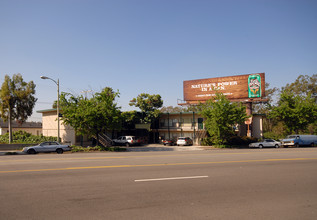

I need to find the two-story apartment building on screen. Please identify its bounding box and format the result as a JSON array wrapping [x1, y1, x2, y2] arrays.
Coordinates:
[[38, 109, 263, 146], [158, 112, 263, 145]]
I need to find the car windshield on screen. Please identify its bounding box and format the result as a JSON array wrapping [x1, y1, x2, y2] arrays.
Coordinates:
[[178, 138, 185, 140], [287, 136, 296, 138]]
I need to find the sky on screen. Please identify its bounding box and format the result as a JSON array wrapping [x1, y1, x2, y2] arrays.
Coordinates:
[[0, 0, 316, 122]]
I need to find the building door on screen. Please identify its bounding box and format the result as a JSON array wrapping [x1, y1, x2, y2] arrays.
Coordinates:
[[198, 118, 204, 130]]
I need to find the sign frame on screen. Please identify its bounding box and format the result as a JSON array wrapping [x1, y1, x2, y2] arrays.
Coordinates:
[[183, 73, 265, 103]]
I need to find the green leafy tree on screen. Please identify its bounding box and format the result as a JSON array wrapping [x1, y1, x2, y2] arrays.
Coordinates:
[[121, 111, 140, 130], [269, 89, 317, 134], [129, 93, 163, 123], [0, 74, 37, 143], [59, 87, 121, 145], [201, 93, 248, 145], [160, 106, 184, 113], [184, 103, 204, 112], [263, 74, 317, 137], [282, 74, 317, 97]]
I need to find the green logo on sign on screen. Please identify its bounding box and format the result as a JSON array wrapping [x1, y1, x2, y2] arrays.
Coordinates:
[[248, 74, 261, 98]]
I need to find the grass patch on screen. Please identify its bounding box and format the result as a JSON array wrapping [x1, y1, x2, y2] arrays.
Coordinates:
[[71, 145, 126, 152], [213, 145, 230, 148], [4, 152, 18, 155]]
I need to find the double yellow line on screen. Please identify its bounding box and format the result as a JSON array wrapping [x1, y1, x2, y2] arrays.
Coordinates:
[[1, 157, 317, 174]]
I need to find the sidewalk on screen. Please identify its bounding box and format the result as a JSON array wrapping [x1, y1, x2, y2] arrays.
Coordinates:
[[0, 144, 213, 155]]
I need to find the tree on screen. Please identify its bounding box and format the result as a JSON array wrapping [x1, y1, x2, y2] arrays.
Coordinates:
[[201, 93, 248, 145], [160, 106, 183, 113], [0, 74, 37, 143], [183, 103, 204, 113], [59, 87, 121, 145], [129, 93, 163, 123], [282, 74, 317, 98], [121, 111, 140, 130], [262, 74, 317, 138], [269, 89, 317, 134]]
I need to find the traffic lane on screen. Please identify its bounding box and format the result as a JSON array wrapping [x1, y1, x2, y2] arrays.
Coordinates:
[[1, 159, 316, 219], [130, 160, 317, 220], [1, 148, 317, 173]]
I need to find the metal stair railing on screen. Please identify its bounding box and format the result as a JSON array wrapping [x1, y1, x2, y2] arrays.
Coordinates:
[[98, 133, 113, 147]]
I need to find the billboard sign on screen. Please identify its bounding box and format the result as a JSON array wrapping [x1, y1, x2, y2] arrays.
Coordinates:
[[183, 73, 265, 102]]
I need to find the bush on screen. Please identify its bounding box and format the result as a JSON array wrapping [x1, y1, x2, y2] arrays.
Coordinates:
[[227, 136, 258, 145], [70, 145, 126, 153], [0, 131, 57, 144], [201, 135, 258, 147], [201, 137, 214, 146], [263, 132, 285, 141]]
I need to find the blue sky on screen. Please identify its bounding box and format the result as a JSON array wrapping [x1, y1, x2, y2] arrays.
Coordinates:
[[0, 0, 316, 121]]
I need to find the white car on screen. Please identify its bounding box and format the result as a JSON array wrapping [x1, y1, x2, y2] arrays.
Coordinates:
[[249, 139, 281, 148], [112, 136, 141, 147], [176, 137, 193, 146], [22, 142, 71, 154]]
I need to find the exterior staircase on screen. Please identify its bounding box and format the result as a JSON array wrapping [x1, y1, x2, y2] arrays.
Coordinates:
[[93, 133, 113, 147]]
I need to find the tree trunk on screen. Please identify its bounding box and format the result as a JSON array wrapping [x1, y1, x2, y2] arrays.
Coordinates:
[[96, 132, 100, 146], [8, 109, 12, 144]]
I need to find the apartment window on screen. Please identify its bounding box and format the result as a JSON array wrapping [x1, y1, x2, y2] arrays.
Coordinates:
[[179, 118, 184, 127], [160, 119, 165, 128], [172, 119, 178, 127]]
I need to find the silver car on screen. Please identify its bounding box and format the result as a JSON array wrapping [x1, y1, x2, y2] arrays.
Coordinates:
[[249, 139, 281, 148], [22, 142, 71, 154]]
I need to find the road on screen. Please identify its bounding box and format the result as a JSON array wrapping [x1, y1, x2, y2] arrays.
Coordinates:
[[1, 148, 317, 220]]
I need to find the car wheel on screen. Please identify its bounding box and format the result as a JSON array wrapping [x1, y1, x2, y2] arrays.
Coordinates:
[[56, 148, 64, 154], [27, 149, 36, 154], [295, 143, 299, 148], [311, 143, 315, 147], [259, 144, 263, 149], [126, 143, 130, 147], [275, 144, 279, 148]]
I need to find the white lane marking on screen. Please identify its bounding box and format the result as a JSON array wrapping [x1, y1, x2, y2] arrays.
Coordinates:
[[135, 176, 209, 182]]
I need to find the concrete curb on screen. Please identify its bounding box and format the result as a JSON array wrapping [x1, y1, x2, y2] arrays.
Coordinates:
[[0, 150, 25, 156], [0, 144, 218, 155]]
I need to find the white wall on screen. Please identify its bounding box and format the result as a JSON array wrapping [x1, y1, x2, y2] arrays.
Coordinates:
[[42, 111, 76, 144]]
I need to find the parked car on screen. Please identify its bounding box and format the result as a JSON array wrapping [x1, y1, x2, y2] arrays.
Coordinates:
[[22, 142, 71, 154], [281, 135, 317, 147], [249, 139, 281, 148], [162, 139, 176, 146], [176, 137, 193, 146], [112, 136, 141, 147]]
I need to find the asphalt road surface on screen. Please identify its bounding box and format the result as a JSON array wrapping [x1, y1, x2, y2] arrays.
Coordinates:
[[1, 148, 317, 220]]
